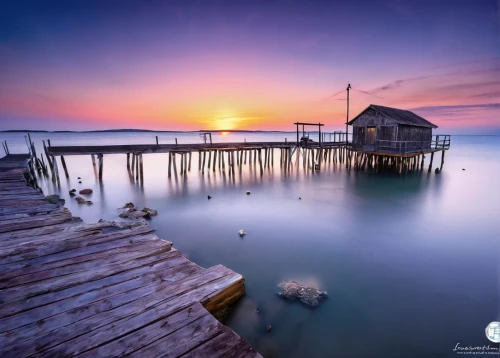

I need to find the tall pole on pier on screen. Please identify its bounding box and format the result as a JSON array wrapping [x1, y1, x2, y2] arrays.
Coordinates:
[[346, 83, 351, 145]]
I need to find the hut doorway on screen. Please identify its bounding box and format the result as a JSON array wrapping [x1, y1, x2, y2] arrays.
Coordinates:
[[366, 127, 376, 145]]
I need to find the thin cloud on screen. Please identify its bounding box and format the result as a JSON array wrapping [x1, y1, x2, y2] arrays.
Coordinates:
[[371, 76, 427, 92], [411, 103, 499, 112]]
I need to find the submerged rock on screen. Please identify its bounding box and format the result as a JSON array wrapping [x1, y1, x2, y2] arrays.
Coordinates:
[[246, 191, 251, 195], [278, 280, 327, 307], [141, 207, 158, 217], [238, 230, 246, 237], [119, 208, 148, 219], [45, 194, 64, 205], [70, 189, 76, 193], [435, 168, 441, 174], [122, 202, 135, 209], [75, 196, 86, 204], [266, 325, 272, 332], [98, 219, 147, 229], [118, 203, 158, 219], [207, 195, 212, 200], [79, 188, 93, 195]]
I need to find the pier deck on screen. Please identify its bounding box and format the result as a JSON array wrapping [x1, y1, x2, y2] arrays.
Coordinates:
[[0, 154, 261, 358]]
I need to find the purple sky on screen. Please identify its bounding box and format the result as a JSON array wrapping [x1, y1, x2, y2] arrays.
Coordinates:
[[0, 0, 499, 133]]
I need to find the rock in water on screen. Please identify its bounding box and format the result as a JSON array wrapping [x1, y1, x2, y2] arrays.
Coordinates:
[[70, 189, 76, 193], [246, 191, 251, 195], [119, 208, 148, 219], [141, 207, 158, 217], [122, 202, 135, 209], [239, 230, 246, 237], [79, 189, 93, 195], [278, 280, 327, 307], [435, 168, 440, 174], [75, 196, 86, 204], [45, 194, 64, 205], [207, 195, 212, 200], [266, 325, 272, 332]]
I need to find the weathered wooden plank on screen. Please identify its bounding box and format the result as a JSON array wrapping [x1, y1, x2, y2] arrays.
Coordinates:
[[0, 208, 72, 233], [14, 267, 240, 357], [0, 261, 202, 353], [0, 237, 172, 288], [75, 302, 211, 358]]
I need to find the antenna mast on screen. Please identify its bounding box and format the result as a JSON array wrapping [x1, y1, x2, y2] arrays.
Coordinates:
[[346, 83, 351, 145]]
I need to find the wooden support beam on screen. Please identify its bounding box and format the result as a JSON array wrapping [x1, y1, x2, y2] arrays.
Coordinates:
[[172, 153, 177, 176], [440, 150, 445, 171], [258, 149, 263, 174], [135, 154, 139, 181], [428, 152, 434, 173], [180, 153, 184, 175], [231, 150, 236, 176], [60, 155, 69, 178], [168, 153, 172, 177], [130, 153, 135, 171], [202, 151, 206, 174], [420, 154, 424, 170], [198, 150, 201, 170], [213, 150, 217, 172], [188, 151, 192, 171], [140, 154, 144, 182], [127, 153, 130, 170], [98, 154, 104, 181], [52, 155, 60, 184]]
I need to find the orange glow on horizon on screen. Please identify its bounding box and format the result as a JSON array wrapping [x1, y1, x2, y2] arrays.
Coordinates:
[[220, 131, 230, 135]]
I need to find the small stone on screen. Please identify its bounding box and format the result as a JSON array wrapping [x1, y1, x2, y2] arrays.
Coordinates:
[[266, 325, 272, 332], [239, 230, 246, 237], [70, 189, 76, 193], [435, 168, 440, 174], [246, 191, 251, 195], [69, 191, 76, 196], [75, 196, 86, 204], [77, 177, 81, 179], [119, 209, 148, 219], [207, 195, 212, 200], [78, 181, 82, 184], [86, 201, 93, 205], [79, 189, 93, 195], [256, 308, 260, 313], [299, 197, 302, 200], [462, 168, 465, 171]]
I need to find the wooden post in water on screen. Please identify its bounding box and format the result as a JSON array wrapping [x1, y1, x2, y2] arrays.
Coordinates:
[[198, 151, 201, 170], [127, 153, 130, 170], [172, 153, 177, 176], [222, 150, 225, 170], [180, 153, 184, 175], [420, 154, 424, 170], [168, 153, 172, 178], [98, 154, 104, 181], [188, 151, 192, 171], [428, 152, 434, 173], [213, 150, 217, 172], [140, 154, 144, 182], [208, 151, 212, 169], [156, 136, 159, 145], [244, 150, 247, 164], [440, 150, 445, 171], [52, 156, 60, 184], [60, 155, 69, 178], [135, 154, 139, 181], [231, 150, 236, 176], [258, 149, 263, 174], [202, 151, 206, 174]]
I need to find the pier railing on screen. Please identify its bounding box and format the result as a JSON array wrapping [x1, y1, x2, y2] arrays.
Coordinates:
[[374, 135, 451, 154]]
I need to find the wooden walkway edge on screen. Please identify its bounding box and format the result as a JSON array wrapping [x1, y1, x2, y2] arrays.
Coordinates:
[[0, 154, 261, 358]]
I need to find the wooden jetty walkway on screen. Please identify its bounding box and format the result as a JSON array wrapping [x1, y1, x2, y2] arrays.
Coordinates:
[[42, 139, 349, 183], [0, 154, 261, 357]]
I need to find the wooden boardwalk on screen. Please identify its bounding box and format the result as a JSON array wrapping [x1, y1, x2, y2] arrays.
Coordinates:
[[0, 154, 261, 357]]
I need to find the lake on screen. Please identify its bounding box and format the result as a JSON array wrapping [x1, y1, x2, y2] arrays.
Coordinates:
[[1, 131, 499, 358]]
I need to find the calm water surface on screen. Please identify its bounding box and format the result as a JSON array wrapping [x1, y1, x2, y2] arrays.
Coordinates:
[[1, 132, 499, 358]]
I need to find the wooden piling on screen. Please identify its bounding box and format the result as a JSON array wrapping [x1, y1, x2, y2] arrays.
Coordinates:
[[208, 151, 212, 169], [135, 154, 139, 181], [188, 151, 192, 171], [202, 151, 206, 174], [98, 154, 104, 181], [52, 156, 60, 184], [140, 154, 144, 182], [168, 152, 172, 177], [60, 155, 69, 178], [127, 153, 130, 170], [213, 150, 217, 172], [440, 150, 445, 171]]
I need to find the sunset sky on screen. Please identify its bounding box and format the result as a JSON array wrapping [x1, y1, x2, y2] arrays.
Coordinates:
[[0, 0, 498, 133]]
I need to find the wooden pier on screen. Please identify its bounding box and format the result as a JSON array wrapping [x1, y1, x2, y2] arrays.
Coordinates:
[[0, 154, 261, 357], [43, 139, 349, 183]]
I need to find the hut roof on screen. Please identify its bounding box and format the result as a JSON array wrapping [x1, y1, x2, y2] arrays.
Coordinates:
[[348, 104, 438, 128]]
